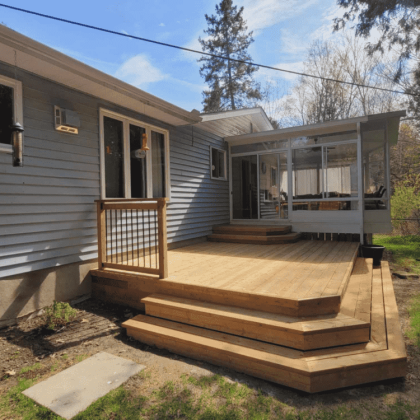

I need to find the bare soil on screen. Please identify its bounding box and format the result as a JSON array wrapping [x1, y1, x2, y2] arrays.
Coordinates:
[[1, 250, 420, 416]]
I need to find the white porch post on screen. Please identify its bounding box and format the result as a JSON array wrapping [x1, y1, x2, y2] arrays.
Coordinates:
[[357, 122, 364, 245]]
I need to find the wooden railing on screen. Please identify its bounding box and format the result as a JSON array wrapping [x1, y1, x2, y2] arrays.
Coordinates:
[[96, 198, 168, 279]]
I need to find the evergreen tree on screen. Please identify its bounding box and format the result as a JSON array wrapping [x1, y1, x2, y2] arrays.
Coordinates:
[[199, 0, 261, 112]]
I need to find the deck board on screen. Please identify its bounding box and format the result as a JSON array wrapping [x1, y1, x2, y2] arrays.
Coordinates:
[[94, 240, 359, 316], [122, 261, 406, 393]]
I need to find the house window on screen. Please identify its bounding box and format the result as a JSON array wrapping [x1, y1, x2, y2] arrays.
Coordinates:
[[100, 109, 170, 199], [210, 147, 226, 180], [0, 74, 23, 154]]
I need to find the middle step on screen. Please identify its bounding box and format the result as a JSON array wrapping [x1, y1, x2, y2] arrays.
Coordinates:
[[142, 294, 370, 350]]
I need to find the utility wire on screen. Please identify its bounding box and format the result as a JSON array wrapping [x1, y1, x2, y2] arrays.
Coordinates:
[[0, 3, 414, 97]]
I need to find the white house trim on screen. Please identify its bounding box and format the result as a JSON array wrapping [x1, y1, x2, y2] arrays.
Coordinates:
[[0, 73, 23, 154], [99, 108, 171, 200]]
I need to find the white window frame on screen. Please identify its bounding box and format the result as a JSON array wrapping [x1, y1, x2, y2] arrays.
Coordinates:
[[99, 108, 171, 200], [210, 146, 227, 181], [0, 74, 23, 154]]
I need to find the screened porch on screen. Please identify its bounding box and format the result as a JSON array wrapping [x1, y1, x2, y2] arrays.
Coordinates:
[[225, 111, 406, 239]]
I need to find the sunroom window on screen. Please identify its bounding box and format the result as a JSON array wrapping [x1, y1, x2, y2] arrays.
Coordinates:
[[101, 109, 169, 199], [292, 133, 359, 210]]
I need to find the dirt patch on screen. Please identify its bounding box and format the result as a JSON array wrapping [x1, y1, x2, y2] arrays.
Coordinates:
[[1, 254, 420, 416]]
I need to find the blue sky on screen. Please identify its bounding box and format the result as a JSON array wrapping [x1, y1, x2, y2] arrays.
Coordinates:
[[0, 0, 343, 112]]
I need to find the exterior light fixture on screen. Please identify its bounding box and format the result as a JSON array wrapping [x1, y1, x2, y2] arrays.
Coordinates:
[[11, 122, 24, 167], [141, 133, 149, 151]]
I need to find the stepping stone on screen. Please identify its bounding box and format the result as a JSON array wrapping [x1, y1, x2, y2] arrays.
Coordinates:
[[23, 352, 144, 419]]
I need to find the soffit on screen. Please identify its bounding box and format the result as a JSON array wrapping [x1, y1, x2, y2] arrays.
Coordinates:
[[226, 111, 406, 146], [196, 108, 273, 138]]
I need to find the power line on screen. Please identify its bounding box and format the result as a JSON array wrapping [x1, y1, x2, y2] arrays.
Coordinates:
[[0, 3, 414, 97]]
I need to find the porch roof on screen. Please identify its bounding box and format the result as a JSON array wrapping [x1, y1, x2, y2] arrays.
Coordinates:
[[196, 107, 273, 137], [225, 110, 406, 146]]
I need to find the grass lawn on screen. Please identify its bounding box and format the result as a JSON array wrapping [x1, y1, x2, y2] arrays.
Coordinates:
[[1, 373, 419, 420], [373, 235, 420, 275]]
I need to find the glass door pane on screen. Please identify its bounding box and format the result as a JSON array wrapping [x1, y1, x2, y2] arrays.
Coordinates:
[[259, 153, 288, 219], [104, 116, 124, 198], [232, 155, 258, 219], [151, 131, 166, 197], [129, 124, 147, 198]]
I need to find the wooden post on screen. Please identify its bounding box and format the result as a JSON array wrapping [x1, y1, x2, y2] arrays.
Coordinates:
[[157, 199, 168, 279], [97, 201, 107, 269]]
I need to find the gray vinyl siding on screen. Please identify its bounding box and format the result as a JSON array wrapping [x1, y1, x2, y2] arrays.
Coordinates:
[[167, 126, 229, 243], [0, 62, 229, 279]]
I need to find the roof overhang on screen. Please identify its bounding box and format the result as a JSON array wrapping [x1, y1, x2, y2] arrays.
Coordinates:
[[196, 107, 273, 138], [0, 25, 202, 126], [225, 110, 406, 146]]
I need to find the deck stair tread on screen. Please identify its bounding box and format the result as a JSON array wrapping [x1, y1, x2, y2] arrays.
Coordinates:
[[142, 294, 370, 350], [122, 261, 407, 393], [207, 232, 301, 245], [213, 224, 292, 236]]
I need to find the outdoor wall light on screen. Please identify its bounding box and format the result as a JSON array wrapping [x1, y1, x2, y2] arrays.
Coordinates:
[[11, 122, 24, 167], [141, 133, 149, 151]]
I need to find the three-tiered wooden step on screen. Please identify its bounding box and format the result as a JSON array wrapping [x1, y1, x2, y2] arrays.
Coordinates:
[[208, 224, 301, 245], [122, 259, 407, 392]]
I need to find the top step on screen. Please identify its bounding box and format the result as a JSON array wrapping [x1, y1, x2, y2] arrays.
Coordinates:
[[213, 224, 292, 236]]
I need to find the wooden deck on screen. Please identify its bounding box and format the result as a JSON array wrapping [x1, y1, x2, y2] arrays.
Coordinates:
[[92, 241, 359, 317], [91, 241, 406, 392]]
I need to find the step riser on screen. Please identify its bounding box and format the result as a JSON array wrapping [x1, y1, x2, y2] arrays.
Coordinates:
[[144, 302, 370, 350], [208, 233, 301, 245], [92, 272, 341, 317], [124, 324, 312, 392], [213, 226, 292, 236], [125, 325, 406, 393]]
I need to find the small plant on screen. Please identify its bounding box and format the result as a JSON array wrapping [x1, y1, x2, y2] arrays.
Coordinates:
[[19, 363, 42, 375], [75, 354, 88, 363], [44, 301, 78, 331]]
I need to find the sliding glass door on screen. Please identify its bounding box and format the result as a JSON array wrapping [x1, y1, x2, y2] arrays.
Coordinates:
[[259, 153, 288, 220], [232, 155, 258, 219]]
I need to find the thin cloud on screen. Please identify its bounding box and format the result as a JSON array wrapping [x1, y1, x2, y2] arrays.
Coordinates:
[[257, 61, 305, 82], [240, 0, 319, 34], [159, 23, 165, 27], [115, 54, 168, 87]]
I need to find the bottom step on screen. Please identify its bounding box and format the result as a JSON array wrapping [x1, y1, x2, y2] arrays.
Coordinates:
[[123, 313, 405, 393]]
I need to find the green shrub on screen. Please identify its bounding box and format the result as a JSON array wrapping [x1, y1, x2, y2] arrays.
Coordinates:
[[44, 301, 78, 330]]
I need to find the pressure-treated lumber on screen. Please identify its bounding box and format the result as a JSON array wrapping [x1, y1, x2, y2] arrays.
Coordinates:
[[212, 224, 292, 236], [142, 294, 370, 350], [123, 261, 406, 393], [207, 232, 301, 245], [92, 241, 359, 316]]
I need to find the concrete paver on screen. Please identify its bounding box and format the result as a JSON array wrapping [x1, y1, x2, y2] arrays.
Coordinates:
[[23, 351, 145, 419]]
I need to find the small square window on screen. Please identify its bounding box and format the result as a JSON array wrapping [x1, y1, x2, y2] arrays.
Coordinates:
[[210, 147, 227, 180]]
